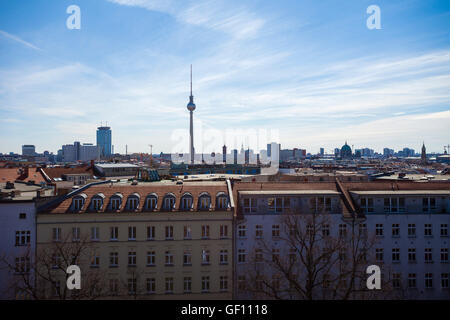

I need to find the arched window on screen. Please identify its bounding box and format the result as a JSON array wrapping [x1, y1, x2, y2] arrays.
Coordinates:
[[180, 193, 193, 211], [90, 193, 105, 211], [72, 193, 87, 212], [162, 193, 176, 211], [127, 193, 140, 211], [216, 192, 229, 210], [109, 193, 123, 211], [145, 193, 158, 211], [198, 192, 211, 211]]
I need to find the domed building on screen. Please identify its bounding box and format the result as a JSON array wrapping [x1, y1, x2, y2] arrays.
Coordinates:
[[340, 141, 352, 159]]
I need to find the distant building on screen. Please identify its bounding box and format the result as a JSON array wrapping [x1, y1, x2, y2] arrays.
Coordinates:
[[320, 148, 324, 156], [340, 142, 352, 159], [383, 148, 394, 157], [421, 142, 427, 164], [62, 142, 100, 162], [22, 145, 35, 157], [96, 126, 112, 158]]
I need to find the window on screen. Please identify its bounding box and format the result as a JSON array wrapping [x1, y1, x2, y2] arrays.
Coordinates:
[[181, 195, 193, 210], [15, 257, 30, 274], [243, 198, 257, 213], [424, 224, 432, 237], [53, 281, 61, 297], [201, 225, 210, 239], [109, 279, 119, 296], [255, 225, 263, 238], [441, 224, 448, 237], [375, 248, 384, 262], [163, 195, 175, 211], [19, 213, 26, 219], [323, 274, 330, 288], [322, 224, 330, 237], [238, 249, 247, 263], [201, 276, 210, 292], [238, 225, 247, 238], [15, 231, 31, 246], [408, 248, 416, 263], [147, 251, 155, 266], [90, 253, 100, 268], [128, 197, 139, 210], [110, 197, 121, 211], [146, 196, 157, 211], [272, 225, 280, 237], [375, 224, 383, 236], [358, 223, 367, 237], [92, 198, 102, 211], [220, 276, 228, 292], [425, 248, 433, 263], [383, 197, 405, 213], [183, 250, 192, 265], [73, 197, 84, 211], [91, 227, 99, 241], [238, 275, 246, 291], [441, 248, 449, 262], [147, 226, 155, 240], [52, 228, 61, 242], [272, 248, 280, 262], [217, 196, 228, 209], [199, 195, 211, 210], [441, 274, 449, 289], [184, 226, 192, 239], [392, 224, 400, 237], [425, 273, 433, 289], [360, 197, 374, 213], [184, 277, 192, 293], [201, 250, 210, 265], [128, 252, 136, 267], [52, 254, 61, 269], [110, 227, 118, 241], [408, 273, 416, 288], [339, 224, 347, 238], [255, 249, 263, 262], [109, 252, 118, 267], [408, 224, 416, 237], [220, 225, 228, 238], [128, 278, 136, 295], [165, 277, 174, 294], [311, 196, 332, 212], [392, 273, 401, 289], [165, 226, 174, 240], [423, 197, 436, 212], [268, 197, 290, 213], [147, 278, 155, 294], [392, 248, 400, 263], [220, 250, 228, 264], [165, 251, 174, 266], [289, 248, 296, 263], [128, 226, 136, 241]]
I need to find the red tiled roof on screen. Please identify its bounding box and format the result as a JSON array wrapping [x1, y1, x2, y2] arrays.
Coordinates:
[[0, 167, 46, 184]]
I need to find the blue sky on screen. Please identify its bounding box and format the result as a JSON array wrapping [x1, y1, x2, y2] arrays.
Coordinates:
[[0, 0, 449, 155]]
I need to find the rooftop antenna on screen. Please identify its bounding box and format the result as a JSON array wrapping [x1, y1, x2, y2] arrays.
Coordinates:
[[190, 64, 193, 97]]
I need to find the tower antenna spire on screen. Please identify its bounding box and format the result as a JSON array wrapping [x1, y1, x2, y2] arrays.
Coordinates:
[[190, 64, 193, 97]]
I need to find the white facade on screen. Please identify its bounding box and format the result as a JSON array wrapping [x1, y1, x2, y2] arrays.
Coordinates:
[[0, 201, 36, 299]]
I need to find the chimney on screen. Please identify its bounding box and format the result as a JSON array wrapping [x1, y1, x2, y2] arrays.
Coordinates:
[[90, 159, 95, 168]]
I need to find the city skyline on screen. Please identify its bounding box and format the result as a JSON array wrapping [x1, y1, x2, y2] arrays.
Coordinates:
[[1, 0, 449, 154]]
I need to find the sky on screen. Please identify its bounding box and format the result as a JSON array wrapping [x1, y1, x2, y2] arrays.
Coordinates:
[[0, 0, 449, 155]]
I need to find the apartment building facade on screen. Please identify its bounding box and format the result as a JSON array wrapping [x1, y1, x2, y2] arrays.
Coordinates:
[[36, 180, 233, 299]]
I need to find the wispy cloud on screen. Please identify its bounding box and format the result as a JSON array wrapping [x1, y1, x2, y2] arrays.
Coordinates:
[[0, 30, 42, 51]]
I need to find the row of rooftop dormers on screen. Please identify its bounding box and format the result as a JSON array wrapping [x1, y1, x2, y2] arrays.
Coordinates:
[[41, 181, 232, 214]]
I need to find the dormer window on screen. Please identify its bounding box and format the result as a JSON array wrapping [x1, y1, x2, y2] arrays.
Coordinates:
[[145, 194, 158, 211], [110, 193, 123, 211], [163, 193, 176, 211], [90, 193, 105, 211], [180, 193, 193, 211], [127, 193, 140, 211], [198, 192, 211, 211], [72, 194, 87, 212], [216, 192, 229, 210]]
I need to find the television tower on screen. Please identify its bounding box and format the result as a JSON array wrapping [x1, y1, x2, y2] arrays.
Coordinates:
[[187, 65, 196, 165]]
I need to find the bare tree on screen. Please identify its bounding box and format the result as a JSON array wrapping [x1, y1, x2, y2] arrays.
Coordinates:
[[1, 232, 108, 300], [242, 212, 396, 300]]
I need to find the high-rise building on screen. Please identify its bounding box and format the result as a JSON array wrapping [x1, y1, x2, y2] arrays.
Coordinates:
[[22, 145, 35, 156], [62, 142, 100, 162], [97, 126, 112, 158], [320, 148, 324, 156]]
